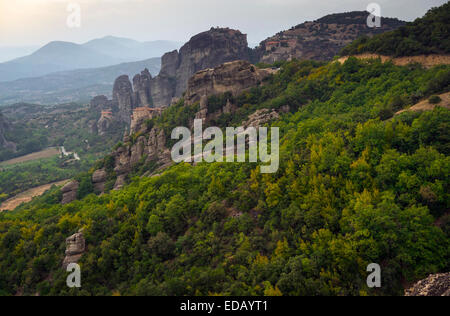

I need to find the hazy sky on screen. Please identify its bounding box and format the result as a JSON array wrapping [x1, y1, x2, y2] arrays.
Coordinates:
[[0, 0, 447, 47]]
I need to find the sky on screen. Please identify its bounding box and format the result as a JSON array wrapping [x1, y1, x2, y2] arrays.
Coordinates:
[[0, 0, 447, 47]]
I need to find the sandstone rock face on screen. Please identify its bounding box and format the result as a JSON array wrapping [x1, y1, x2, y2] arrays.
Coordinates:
[[159, 50, 179, 77], [243, 108, 281, 128], [174, 28, 250, 98], [113, 174, 127, 191], [254, 12, 405, 63], [405, 273, 450, 296], [92, 169, 107, 193], [113, 75, 134, 125], [133, 69, 152, 107], [61, 180, 79, 205], [108, 124, 172, 190], [97, 110, 114, 136], [130, 107, 163, 134], [62, 231, 85, 269], [184, 60, 273, 106], [149, 74, 177, 109], [150, 28, 250, 107]]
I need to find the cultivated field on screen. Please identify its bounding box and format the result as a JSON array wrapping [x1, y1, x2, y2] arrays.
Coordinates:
[[0, 179, 69, 211], [0, 147, 60, 166]]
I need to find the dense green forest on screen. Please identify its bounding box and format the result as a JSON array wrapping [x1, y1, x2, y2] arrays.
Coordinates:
[[341, 2, 450, 57], [0, 56, 448, 296]]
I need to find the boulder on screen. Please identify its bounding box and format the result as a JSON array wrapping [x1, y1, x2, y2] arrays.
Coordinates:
[[92, 169, 107, 193], [62, 231, 85, 269], [92, 169, 107, 183], [61, 180, 79, 205]]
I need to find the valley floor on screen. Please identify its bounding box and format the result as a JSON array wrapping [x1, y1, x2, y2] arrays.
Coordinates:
[[0, 147, 60, 167], [0, 179, 69, 211]]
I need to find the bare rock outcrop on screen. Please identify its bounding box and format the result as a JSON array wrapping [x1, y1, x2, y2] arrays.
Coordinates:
[[92, 169, 107, 193], [130, 107, 163, 134], [133, 69, 152, 107], [113, 75, 134, 125], [62, 231, 85, 269], [243, 108, 281, 128], [405, 273, 450, 296], [108, 125, 171, 190], [97, 110, 114, 136], [61, 180, 79, 205], [185, 60, 273, 106], [254, 12, 404, 63], [150, 28, 251, 107]]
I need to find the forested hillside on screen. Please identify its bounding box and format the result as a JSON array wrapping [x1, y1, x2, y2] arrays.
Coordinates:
[[342, 2, 450, 57], [0, 56, 448, 296]]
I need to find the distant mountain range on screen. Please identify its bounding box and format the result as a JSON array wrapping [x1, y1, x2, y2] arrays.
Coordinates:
[[0, 36, 181, 82], [0, 58, 161, 106]]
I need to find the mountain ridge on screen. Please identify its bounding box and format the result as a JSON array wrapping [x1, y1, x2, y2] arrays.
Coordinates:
[[0, 58, 161, 106], [0, 37, 180, 82]]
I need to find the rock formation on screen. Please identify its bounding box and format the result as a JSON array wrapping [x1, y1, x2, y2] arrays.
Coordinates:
[[113, 75, 134, 125], [253, 12, 405, 63], [61, 181, 79, 205], [184, 60, 275, 106], [243, 108, 282, 128], [62, 230, 85, 269], [89, 124, 172, 193], [130, 107, 163, 134], [184, 60, 278, 125], [149, 27, 251, 107], [405, 273, 450, 296], [133, 69, 152, 107], [97, 110, 114, 136], [89, 28, 251, 135], [92, 169, 108, 193]]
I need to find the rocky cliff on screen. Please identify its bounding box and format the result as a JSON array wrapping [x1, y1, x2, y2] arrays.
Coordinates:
[[61, 181, 79, 205], [133, 69, 152, 107], [112, 75, 134, 125], [99, 13, 403, 116], [149, 27, 251, 107], [86, 61, 283, 196], [62, 230, 85, 269], [89, 28, 251, 132], [254, 11, 405, 63], [405, 273, 450, 296], [184, 60, 275, 106], [184, 60, 277, 124]]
